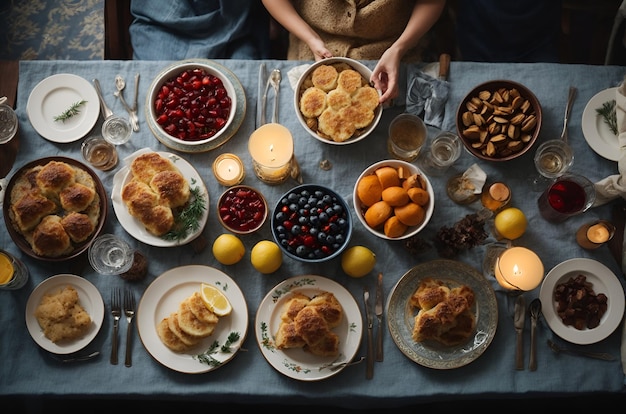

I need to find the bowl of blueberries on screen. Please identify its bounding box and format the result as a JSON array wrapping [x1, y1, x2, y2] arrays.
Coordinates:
[[271, 184, 352, 263]]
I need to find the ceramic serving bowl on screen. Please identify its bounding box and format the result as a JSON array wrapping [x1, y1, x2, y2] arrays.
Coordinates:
[[3, 156, 108, 262], [456, 79, 542, 162], [146, 60, 238, 150], [271, 184, 352, 263], [353, 159, 434, 240], [293, 57, 383, 145], [217, 185, 268, 235]]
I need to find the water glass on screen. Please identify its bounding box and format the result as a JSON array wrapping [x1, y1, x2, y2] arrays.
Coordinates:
[[0, 249, 29, 290], [0, 103, 18, 145], [530, 139, 574, 191], [537, 173, 596, 222], [102, 116, 132, 145], [417, 131, 461, 176], [387, 113, 427, 162], [81, 135, 118, 171], [88, 233, 134, 275]]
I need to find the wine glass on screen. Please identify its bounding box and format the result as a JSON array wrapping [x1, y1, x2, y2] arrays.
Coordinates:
[[529, 139, 574, 192], [417, 131, 462, 176]]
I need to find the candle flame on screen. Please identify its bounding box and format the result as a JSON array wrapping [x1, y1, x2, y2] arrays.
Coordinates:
[[513, 264, 521, 275]]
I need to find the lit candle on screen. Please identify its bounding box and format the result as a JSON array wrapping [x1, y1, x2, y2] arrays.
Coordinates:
[[576, 220, 615, 249], [587, 223, 610, 243], [213, 153, 245, 186], [248, 123, 294, 184], [494, 247, 544, 291]]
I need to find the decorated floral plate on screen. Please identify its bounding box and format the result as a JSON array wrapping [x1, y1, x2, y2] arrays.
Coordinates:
[[25, 274, 104, 354], [255, 275, 362, 381], [111, 149, 209, 247], [387, 259, 498, 369], [136, 265, 248, 374]]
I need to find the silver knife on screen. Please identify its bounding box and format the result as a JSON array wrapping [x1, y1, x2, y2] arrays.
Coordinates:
[[375, 273, 384, 362], [363, 287, 374, 379], [256, 63, 266, 128], [514, 294, 526, 370]]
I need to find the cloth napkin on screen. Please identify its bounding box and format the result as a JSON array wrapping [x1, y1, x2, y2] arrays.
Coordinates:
[[592, 75, 626, 207]]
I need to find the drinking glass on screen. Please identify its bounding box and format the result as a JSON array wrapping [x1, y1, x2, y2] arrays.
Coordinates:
[[387, 113, 427, 162], [88, 233, 134, 275], [417, 131, 462, 176], [529, 139, 574, 192], [102, 116, 132, 145], [537, 173, 596, 222]]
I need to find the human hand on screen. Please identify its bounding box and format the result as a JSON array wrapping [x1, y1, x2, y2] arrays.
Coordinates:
[[371, 48, 402, 104], [307, 38, 333, 61]]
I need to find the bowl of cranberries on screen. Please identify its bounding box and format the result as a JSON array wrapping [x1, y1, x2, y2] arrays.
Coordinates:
[[147, 60, 237, 150], [271, 184, 352, 263], [217, 185, 268, 235]]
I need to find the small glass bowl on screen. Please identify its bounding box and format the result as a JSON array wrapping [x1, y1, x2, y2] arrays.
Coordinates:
[[217, 185, 268, 234]]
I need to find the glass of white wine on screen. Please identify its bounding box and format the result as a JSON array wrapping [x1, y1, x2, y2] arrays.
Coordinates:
[[529, 139, 574, 192]]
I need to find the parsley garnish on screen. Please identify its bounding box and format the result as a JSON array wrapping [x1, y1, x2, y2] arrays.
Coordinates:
[[162, 179, 206, 241], [596, 99, 619, 135], [54, 100, 86, 122], [194, 332, 241, 367]]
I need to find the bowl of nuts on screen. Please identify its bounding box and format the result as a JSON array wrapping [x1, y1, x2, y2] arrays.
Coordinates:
[[456, 80, 542, 162], [294, 57, 383, 145], [271, 184, 352, 262]]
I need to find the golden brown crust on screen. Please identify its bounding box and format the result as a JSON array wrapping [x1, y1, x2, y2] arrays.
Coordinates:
[[157, 317, 190, 352], [307, 292, 343, 329], [36, 161, 76, 196], [311, 64, 338, 92], [187, 291, 219, 325], [275, 321, 306, 349], [31, 215, 72, 257], [61, 212, 95, 243], [337, 69, 363, 94], [326, 89, 351, 111], [149, 170, 190, 209], [280, 292, 311, 323], [167, 312, 202, 346], [177, 297, 216, 337], [352, 85, 380, 111], [59, 182, 95, 212], [294, 305, 330, 347], [130, 152, 176, 184], [305, 331, 340, 357], [318, 108, 357, 142], [11, 192, 58, 232], [300, 87, 327, 118], [339, 102, 374, 130], [34, 285, 91, 343]]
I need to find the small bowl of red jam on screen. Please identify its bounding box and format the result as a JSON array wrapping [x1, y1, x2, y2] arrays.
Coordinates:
[[217, 185, 267, 234], [271, 184, 352, 263]]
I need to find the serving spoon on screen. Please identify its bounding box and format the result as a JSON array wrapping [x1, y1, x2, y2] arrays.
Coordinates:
[[114, 75, 139, 131]]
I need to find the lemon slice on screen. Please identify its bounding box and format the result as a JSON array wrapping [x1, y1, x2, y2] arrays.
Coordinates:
[[200, 283, 232, 316]]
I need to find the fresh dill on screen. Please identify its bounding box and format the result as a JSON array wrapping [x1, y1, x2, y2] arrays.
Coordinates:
[[194, 332, 241, 366], [54, 100, 86, 122], [162, 179, 206, 241], [596, 99, 618, 135]]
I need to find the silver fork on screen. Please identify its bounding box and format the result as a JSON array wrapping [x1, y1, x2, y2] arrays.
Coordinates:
[[110, 288, 121, 365], [123, 289, 136, 367]]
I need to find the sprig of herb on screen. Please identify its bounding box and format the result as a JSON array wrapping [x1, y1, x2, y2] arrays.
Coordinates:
[[194, 332, 241, 367], [596, 99, 618, 135], [162, 179, 206, 241], [54, 100, 86, 122]]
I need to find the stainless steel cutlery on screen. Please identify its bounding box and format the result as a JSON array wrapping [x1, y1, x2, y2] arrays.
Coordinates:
[[514, 294, 525, 370], [363, 287, 374, 379], [375, 273, 384, 362]]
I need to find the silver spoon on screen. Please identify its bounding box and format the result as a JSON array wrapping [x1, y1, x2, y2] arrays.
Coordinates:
[[547, 339, 615, 361], [114, 75, 139, 131], [528, 298, 541, 371], [269, 69, 281, 123], [93, 79, 113, 119]]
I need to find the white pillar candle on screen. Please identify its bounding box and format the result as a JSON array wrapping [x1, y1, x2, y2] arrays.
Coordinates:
[[213, 153, 245, 186], [248, 123, 294, 183], [494, 246, 544, 291]]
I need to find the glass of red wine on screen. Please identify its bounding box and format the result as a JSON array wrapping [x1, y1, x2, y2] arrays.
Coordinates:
[[537, 173, 596, 222]]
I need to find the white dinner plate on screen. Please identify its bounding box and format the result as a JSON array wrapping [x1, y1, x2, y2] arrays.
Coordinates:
[[582, 87, 619, 161], [255, 275, 363, 381], [111, 149, 209, 247], [539, 258, 625, 345], [136, 265, 248, 374], [387, 259, 498, 369], [26, 73, 100, 143], [25, 274, 104, 354]]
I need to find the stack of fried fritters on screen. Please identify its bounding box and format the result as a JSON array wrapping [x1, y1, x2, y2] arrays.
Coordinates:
[[35, 285, 92, 343]]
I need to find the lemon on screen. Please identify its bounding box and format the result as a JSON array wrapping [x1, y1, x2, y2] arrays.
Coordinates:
[[200, 283, 232, 316], [0, 253, 14, 285], [494, 207, 528, 240], [341, 246, 376, 278], [212, 233, 245, 265], [251, 240, 282, 274]]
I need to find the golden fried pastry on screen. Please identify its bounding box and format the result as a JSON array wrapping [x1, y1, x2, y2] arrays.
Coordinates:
[[61, 212, 95, 243], [31, 215, 72, 257], [59, 182, 96, 212], [337, 69, 363, 94], [294, 305, 330, 347], [11, 192, 57, 232], [130, 152, 177, 184], [307, 292, 343, 329], [280, 293, 311, 323], [157, 317, 190, 352], [167, 312, 202, 346], [318, 108, 356, 142], [140, 205, 175, 237], [35, 285, 91, 343], [339, 102, 375, 129], [300, 87, 327, 118], [352, 85, 380, 110], [149, 170, 190, 209], [326, 89, 351, 111], [177, 297, 216, 338], [275, 321, 306, 349], [410, 278, 449, 310], [305, 331, 340, 357], [311, 64, 338, 92], [411, 307, 445, 343], [187, 291, 219, 325], [438, 310, 476, 346], [36, 161, 76, 197], [122, 180, 158, 215]]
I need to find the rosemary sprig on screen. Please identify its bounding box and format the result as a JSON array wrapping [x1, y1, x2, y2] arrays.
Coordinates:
[[596, 99, 618, 135], [194, 332, 241, 367], [162, 179, 206, 241], [54, 100, 86, 122]]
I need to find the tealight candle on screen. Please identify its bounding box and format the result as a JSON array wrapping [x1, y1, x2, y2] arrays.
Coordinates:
[[213, 153, 245, 186], [494, 246, 544, 291], [248, 123, 294, 184], [576, 220, 615, 250]]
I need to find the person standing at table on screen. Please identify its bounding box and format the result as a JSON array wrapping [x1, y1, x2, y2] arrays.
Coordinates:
[[261, 0, 446, 104], [129, 0, 272, 60]]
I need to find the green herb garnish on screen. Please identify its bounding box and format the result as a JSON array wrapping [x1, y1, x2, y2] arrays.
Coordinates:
[[54, 100, 86, 122], [596, 99, 618, 135], [162, 179, 206, 241], [194, 332, 241, 367]]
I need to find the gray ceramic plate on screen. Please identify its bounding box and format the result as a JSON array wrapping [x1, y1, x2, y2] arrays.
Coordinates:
[[387, 259, 498, 369]]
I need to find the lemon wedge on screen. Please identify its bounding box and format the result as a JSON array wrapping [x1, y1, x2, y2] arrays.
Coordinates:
[[200, 283, 232, 316]]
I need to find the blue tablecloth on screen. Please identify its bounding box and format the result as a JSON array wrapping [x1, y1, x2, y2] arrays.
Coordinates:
[[2, 59, 626, 407]]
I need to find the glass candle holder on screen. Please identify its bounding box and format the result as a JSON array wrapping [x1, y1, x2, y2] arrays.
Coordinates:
[[576, 220, 616, 250], [494, 246, 544, 292], [213, 153, 245, 186], [248, 123, 294, 185]]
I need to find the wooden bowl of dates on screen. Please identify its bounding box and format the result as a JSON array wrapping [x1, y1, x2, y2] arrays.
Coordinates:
[[456, 80, 542, 162]]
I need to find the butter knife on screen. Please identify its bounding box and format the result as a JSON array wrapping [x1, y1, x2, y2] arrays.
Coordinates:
[[363, 287, 374, 379], [375, 272, 384, 362], [256, 63, 266, 128], [514, 294, 526, 370]]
